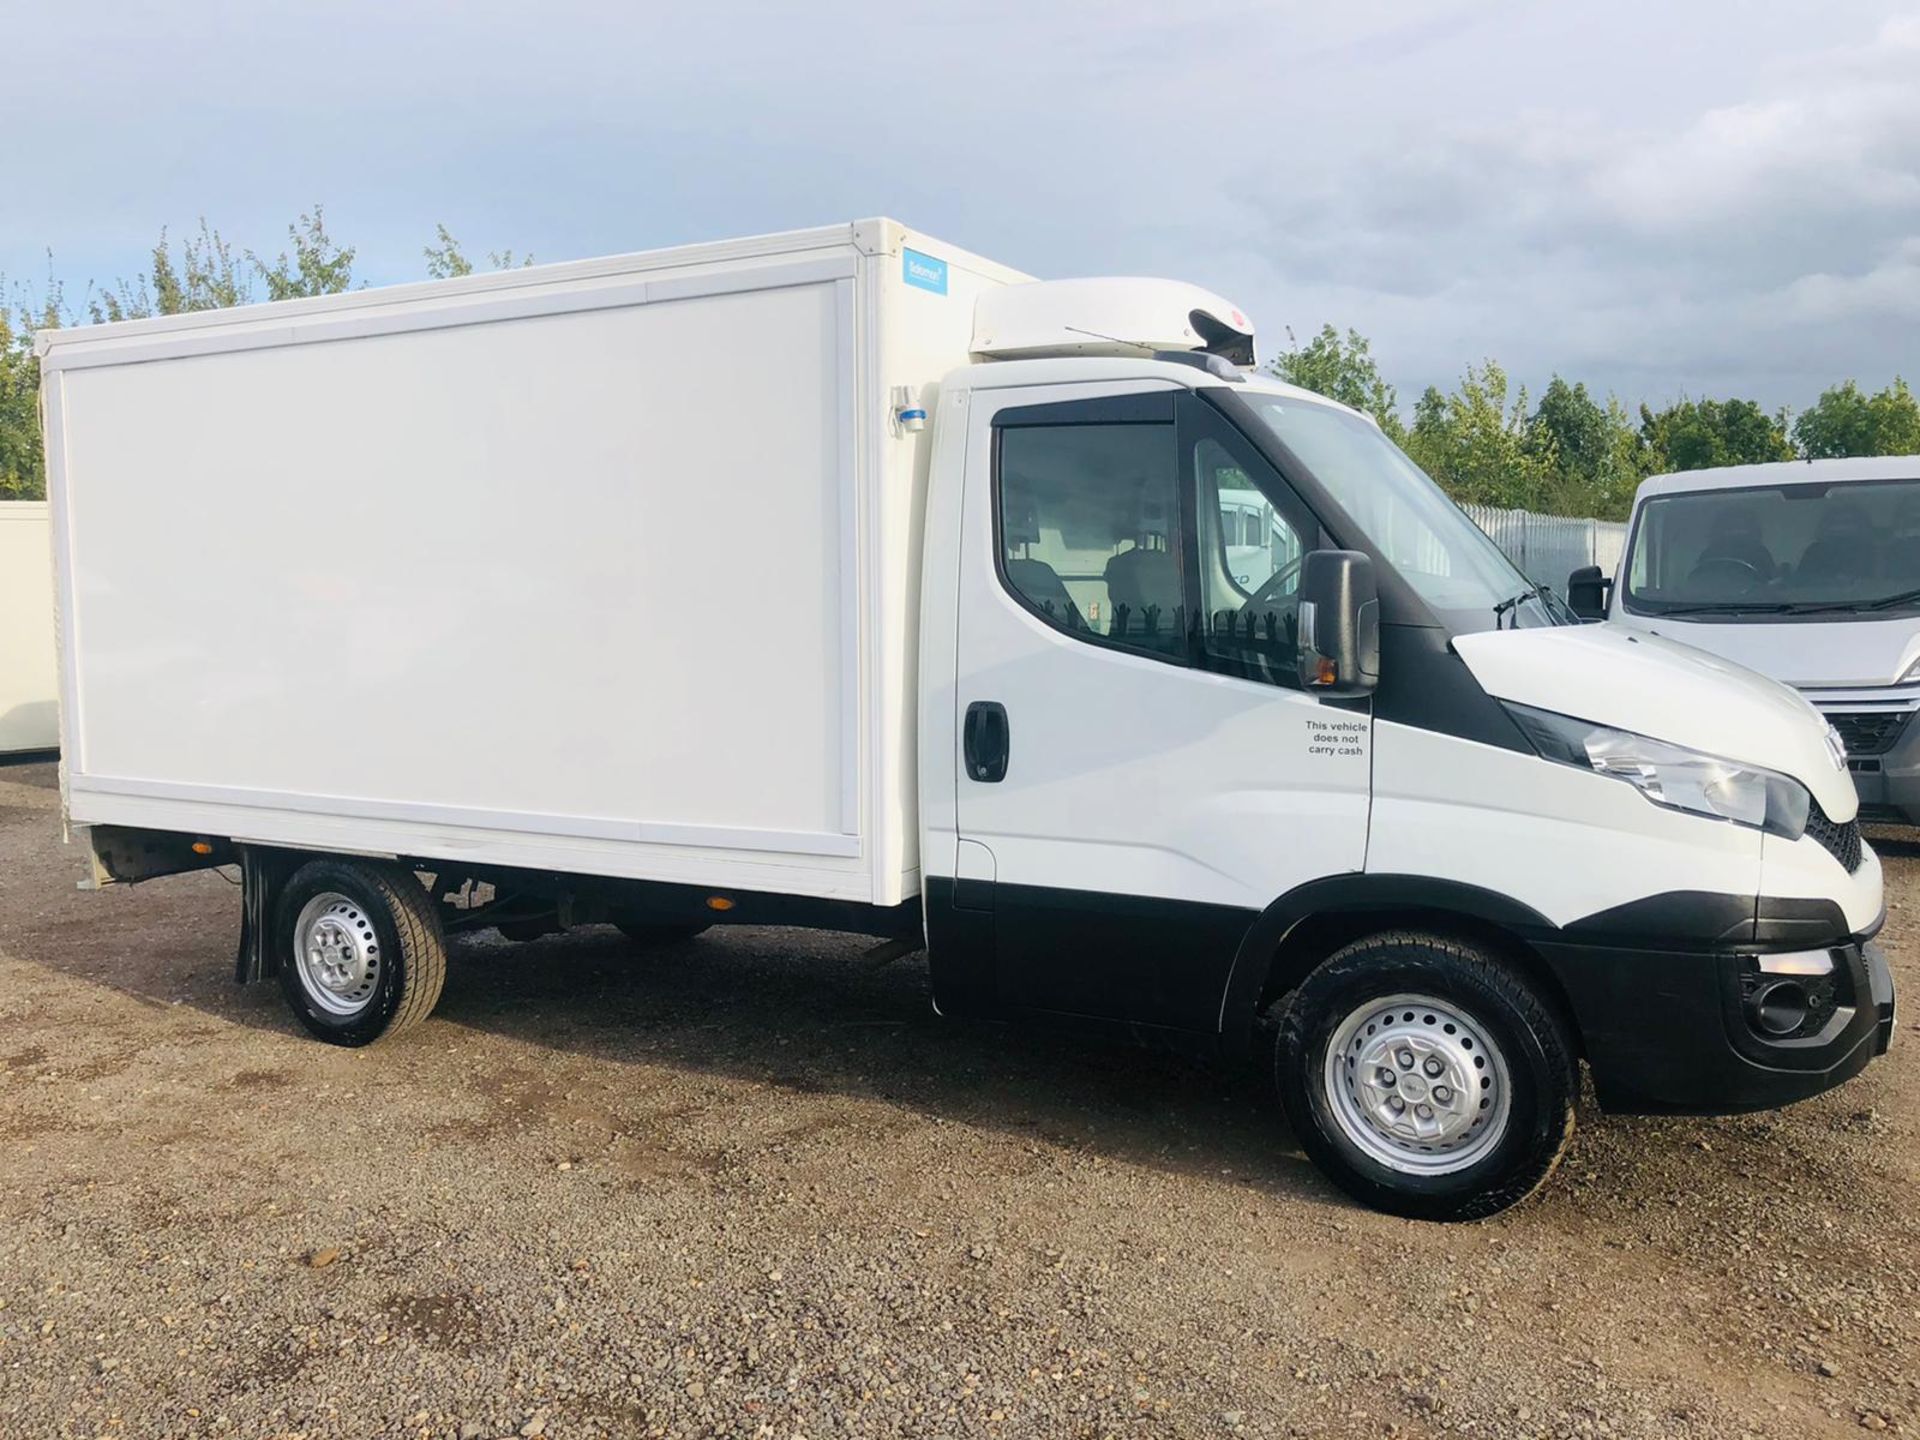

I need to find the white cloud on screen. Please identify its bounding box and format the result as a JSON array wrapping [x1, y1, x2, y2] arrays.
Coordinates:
[[3, 1, 1915, 409], [1227, 9, 1920, 405]]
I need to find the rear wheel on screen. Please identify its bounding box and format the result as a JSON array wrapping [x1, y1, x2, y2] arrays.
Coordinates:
[[1276, 932, 1576, 1221], [275, 858, 448, 1046]]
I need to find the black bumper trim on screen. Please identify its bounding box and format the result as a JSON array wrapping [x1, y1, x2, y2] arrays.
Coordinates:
[[1555, 889, 1857, 952], [1534, 932, 1889, 1115], [1868, 942, 1897, 1057]]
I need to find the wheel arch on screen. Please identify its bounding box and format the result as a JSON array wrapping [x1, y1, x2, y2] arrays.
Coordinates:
[[1218, 875, 1583, 1058]]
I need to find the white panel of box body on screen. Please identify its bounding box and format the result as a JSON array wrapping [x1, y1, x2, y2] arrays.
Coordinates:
[[40, 222, 1028, 903]]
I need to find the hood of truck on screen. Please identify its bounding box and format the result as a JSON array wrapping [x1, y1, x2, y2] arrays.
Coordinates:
[[1621, 613, 1920, 690], [1452, 623, 1858, 821]]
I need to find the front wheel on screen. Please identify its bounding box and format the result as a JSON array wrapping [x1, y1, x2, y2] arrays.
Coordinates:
[[275, 858, 449, 1046], [1276, 932, 1577, 1222]]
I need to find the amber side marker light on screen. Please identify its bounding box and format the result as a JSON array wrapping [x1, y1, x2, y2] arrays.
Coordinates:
[[191, 841, 214, 855], [706, 896, 735, 912]]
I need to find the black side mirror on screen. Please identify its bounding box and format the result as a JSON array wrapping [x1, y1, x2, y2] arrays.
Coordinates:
[[1297, 550, 1380, 697], [1567, 565, 1612, 621]]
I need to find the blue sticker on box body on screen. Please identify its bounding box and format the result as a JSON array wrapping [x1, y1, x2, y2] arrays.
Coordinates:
[[903, 248, 948, 295]]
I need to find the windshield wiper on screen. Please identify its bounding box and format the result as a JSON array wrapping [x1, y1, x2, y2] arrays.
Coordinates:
[[1642, 601, 1797, 617], [1492, 585, 1545, 629], [1694, 589, 1920, 617], [1861, 586, 1920, 612]]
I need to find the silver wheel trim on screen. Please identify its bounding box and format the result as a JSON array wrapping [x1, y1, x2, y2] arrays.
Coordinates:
[[1322, 992, 1514, 1176], [293, 892, 384, 1018]]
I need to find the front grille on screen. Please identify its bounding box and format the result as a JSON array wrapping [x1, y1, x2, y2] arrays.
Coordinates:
[[1806, 798, 1864, 873], [1826, 709, 1914, 757]]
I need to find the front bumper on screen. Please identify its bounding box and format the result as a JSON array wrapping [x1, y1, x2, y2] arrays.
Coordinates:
[[1535, 932, 1895, 1115]]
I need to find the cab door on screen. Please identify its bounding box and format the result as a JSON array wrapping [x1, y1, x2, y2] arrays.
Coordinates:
[[945, 384, 1372, 1030]]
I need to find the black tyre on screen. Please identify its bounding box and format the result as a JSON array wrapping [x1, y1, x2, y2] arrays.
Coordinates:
[[275, 858, 449, 1047], [614, 920, 710, 948], [1276, 931, 1577, 1222]]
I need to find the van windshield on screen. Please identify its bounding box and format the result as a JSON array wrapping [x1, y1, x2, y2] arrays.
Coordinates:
[[1623, 478, 1920, 618], [1239, 393, 1561, 632]]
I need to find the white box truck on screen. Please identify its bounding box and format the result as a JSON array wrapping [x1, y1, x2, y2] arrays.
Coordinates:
[[0, 500, 60, 754], [37, 219, 1895, 1219]]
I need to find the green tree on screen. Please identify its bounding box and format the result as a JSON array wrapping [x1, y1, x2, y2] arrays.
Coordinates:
[[1792, 378, 1920, 459], [90, 220, 251, 322], [1639, 396, 1794, 474], [1268, 324, 1403, 440], [1403, 361, 1559, 509], [0, 309, 40, 499], [423, 223, 474, 280], [250, 206, 356, 301], [1, 277, 65, 500], [424, 224, 533, 281], [1525, 377, 1644, 520]]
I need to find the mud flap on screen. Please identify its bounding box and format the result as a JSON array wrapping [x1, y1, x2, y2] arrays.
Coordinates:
[[234, 848, 297, 985]]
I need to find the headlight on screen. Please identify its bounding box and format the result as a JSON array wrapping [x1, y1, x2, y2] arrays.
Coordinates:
[[1505, 703, 1811, 839]]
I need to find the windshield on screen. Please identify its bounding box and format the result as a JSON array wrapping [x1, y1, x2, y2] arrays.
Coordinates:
[[1623, 477, 1920, 617], [1240, 393, 1559, 632]]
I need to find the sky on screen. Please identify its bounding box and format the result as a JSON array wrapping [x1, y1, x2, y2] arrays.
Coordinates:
[[5, 1, 1918, 415]]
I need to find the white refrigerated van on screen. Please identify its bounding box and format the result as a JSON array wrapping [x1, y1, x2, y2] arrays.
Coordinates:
[[0, 501, 59, 754], [37, 220, 1894, 1220]]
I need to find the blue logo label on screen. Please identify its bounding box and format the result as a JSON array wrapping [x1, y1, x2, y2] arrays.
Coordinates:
[[903, 248, 948, 295]]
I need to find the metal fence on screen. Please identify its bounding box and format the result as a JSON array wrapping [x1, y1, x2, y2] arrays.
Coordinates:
[[1463, 504, 1628, 591]]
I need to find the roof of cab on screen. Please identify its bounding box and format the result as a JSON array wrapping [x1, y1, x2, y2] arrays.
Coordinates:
[[947, 355, 1365, 416], [1638, 454, 1920, 499]]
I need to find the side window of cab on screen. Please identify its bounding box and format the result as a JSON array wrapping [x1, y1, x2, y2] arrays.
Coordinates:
[[989, 391, 1324, 688], [994, 414, 1188, 663], [1182, 399, 1317, 689]]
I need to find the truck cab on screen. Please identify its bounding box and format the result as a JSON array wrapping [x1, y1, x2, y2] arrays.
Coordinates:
[[915, 291, 1893, 1217]]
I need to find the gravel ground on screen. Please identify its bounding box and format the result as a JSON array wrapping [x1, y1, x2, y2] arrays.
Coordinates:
[[1, 754, 1916, 1440]]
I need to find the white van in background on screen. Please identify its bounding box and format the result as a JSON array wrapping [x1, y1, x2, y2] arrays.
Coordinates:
[[0, 501, 59, 755], [1571, 457, 1920, 825], [1219, 487, 1302, 594]]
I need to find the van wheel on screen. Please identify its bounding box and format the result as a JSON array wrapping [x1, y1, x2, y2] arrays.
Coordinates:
[[1276, 932, 1576, 1222], [615, 920, 710, 948], [275, 858, 448, 1046]]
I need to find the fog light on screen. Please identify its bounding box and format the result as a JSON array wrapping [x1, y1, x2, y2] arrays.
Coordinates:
[[1754, 949, 1837, 977], [1750, 979, 1810, 1036]]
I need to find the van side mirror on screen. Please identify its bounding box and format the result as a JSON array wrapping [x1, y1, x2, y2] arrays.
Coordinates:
[[1297, 550, 1379, 697], [1567, 565, 1612, 621]]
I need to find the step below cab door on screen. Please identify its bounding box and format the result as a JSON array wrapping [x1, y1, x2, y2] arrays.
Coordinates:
[[937, 381, 1372, 1030]]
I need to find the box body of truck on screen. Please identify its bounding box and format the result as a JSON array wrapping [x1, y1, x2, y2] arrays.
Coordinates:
[[37, 220, 1026, 904], [0, 501, 59, 754]]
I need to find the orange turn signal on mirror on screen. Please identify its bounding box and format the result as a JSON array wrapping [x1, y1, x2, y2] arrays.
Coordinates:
[[1313, 657, 1338, 687]]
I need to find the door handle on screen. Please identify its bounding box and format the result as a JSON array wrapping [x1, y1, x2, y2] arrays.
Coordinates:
[[963, 701, 1009, 783]]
